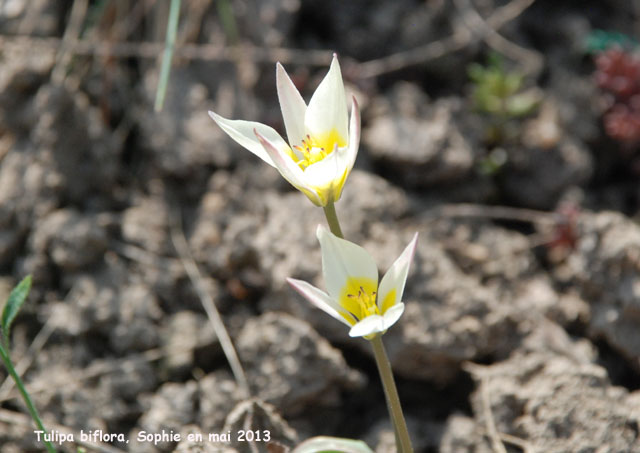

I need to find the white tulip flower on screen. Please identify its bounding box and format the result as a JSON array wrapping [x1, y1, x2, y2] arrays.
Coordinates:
[[209, 54, 360, 207], [288, 226, 418, 339]]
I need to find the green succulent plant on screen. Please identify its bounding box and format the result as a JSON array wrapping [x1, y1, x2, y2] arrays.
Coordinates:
[[468, 53, 539, 119]]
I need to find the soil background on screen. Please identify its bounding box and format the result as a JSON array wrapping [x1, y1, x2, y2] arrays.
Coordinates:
[[1, 1, 640, 452]]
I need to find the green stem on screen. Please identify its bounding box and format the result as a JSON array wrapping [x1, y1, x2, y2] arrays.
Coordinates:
[[0, 345, 56, 453], [370, 336, 413, 453], [154, 0, 181, 112], [322, 201, 344, 238]]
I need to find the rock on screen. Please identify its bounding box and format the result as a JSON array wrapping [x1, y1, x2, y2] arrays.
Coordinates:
[[363, 417, 440, 453], [439, 414, 492, 453], [29, 353, 156, 439], [137, 67, 237, 187], [0, 149, 62, 268], [337, 170, 410, 231], [462, 350, 640, 452], [558, 211, 640, 371], [100, 356, 158, 403], [29, 209, 108, 271], [49, 257, 164, 358], [500, 137, 593, 210], [110, 283, 163, 353], [198, 372, 243, 432], [236, 313, 365, 415], [59, 269, 124, 334], [235, 0, 300, 48], [363, 84, 479, 189], [0, 41, 54, 134], [131, 381, 199, 453], [121, 197, 172, 256], [160, 311, 219, 379], [428, 216, 535, 283], [441, 321, 626, 452], [30, 84, 118, 204], [0, 0, 61, 35], [223, 399, 298, 451], [295, 0, 447, 61]]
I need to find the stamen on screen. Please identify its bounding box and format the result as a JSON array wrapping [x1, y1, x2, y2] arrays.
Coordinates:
[[292, 132, 339, 170], [343, 284, 380, 322]]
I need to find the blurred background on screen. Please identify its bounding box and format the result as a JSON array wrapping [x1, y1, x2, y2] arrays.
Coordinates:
[[0, 0, 639, 452]]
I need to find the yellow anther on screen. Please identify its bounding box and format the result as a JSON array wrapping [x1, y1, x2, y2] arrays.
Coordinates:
[[345, 284, 379, 321], [288, 128, 347, 171]]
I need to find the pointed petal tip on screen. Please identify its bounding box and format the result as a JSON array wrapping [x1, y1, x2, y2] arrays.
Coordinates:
[[286, 276, 312, 297], [286, 277, 309, 296], [330, 53, 340, 69], [408, 232, 419, 259]]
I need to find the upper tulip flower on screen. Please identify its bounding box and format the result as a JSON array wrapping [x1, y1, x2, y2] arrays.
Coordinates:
[[209, 54, 360, 207], [287, 226, 418, 339]]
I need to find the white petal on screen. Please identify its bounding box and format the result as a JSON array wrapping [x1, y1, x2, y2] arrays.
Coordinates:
[[316, 225, 378, 301], [381, 303, 405, 330], [287, 278, 353, 327], [349, 315, 385, 338], [349, 303, 405, 338], [276, 62, 307, 147], [254, 130, 323, 206], [208, 111, 287, 167], [304, 54, 349, 144], [377, 233, 418, 313], [346, 95, 361, 174], [303, 144, 349, 187]]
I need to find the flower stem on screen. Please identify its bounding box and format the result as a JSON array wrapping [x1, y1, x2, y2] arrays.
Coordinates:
[[370, 335, 413, 453], [322, 201, 344, 238], [0, 345, 56, 453]]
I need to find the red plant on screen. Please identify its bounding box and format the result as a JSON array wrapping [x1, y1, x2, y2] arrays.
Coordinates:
[[545, 204, 580, 262], [594, 49, 640, 144], [603, 103, 640, 143], [595, 49, 640, 101]]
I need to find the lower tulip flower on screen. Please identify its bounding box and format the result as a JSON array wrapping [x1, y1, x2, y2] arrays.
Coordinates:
[[287, 226, 418, 339]]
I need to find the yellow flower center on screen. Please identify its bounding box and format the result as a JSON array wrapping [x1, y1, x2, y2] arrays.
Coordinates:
[[290, 129, 347, 170], [339, 277, 379, 325], [338, 277, 398, 327]]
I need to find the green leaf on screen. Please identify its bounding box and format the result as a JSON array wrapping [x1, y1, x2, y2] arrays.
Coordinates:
[[154, 0, 181, 112], [506, 91, 540, 117], [467, 63, 486, 82], [291, 436, 375, 453], [2, 276, 32, 346]]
